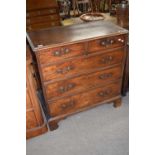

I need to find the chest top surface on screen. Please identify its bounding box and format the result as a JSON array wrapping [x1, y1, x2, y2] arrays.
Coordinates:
[[27, 21, 128, 51]]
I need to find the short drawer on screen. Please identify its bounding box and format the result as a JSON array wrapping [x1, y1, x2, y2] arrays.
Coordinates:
[[48, 81, 121, 116], [88, 35, 126, 53], [38, 43, 86, 64], [27, 14, 60, 25], [41, 49, 124, 81], [45, 66, 122, 100]]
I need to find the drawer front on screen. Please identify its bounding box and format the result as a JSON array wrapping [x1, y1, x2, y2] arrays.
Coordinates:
[[27, 8, 57, 18], [45, 66, 122, 100], [88, 35, 125, 53], [26, 111, 38, 129], [48, 81, 121, 116], [41, 49, 124, 81], [27, 21, 61, 31], [38, 43, 85, 64], [27, 14, 60, 25]]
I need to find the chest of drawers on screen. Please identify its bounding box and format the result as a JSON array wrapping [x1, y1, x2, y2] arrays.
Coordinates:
[[27, 21, 128, 130]]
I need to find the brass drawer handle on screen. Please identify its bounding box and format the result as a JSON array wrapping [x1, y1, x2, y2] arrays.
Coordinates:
[[98, 89, 112, 97], [59, 83, 75, 93], [56, 65, 74, 74], [100, 38, 115, 47], [64, 48, 70, 54], [53, 51, 61, 56], [99, 73, 113, 79], [101, 56, 113, 64], [118, 38, 124, 43], [110, 39, 115, 44], [60, 101, 75, 110], [100, 40, 106, 46], [53, 48, 70, 57]]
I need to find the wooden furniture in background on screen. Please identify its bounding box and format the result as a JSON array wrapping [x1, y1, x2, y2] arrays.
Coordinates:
[[91, 0, 101, 12], [83, 0, 112, 13], [27, 21, 128, 131], [116, 1, 129, 29], [26, 0, 61, 31], [26, 45, 48, 139], [58, 0, 71, 18], [72, 0, 92, 16], [109, 0, 123, 15]]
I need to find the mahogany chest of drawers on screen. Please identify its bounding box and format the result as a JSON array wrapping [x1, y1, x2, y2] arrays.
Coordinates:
[[27, 21, 128, 130]]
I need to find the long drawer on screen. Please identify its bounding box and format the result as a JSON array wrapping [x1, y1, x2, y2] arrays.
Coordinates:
[[41, 49, 124, 82], [45, 66, 122, 100], [48, 81, 121, 116]]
